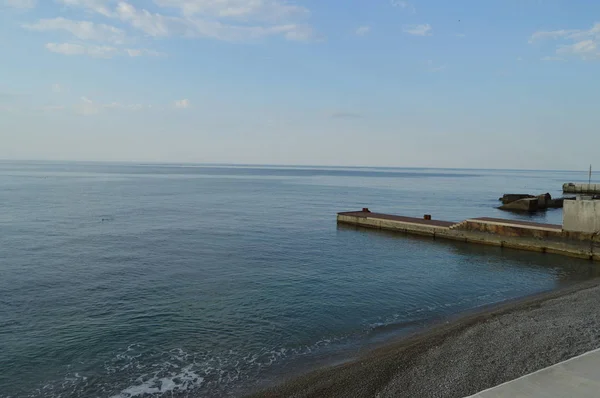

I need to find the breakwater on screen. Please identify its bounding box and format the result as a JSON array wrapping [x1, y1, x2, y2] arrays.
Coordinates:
[[563, 183, 600, 194], [338, 211, 600, 261]]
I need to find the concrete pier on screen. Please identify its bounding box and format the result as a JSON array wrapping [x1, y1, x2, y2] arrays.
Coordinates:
[[563, 183, 600, 194], [337, 211, 600, 261]]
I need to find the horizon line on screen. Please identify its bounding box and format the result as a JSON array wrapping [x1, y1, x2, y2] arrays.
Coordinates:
[[0, 158, 594, 174]]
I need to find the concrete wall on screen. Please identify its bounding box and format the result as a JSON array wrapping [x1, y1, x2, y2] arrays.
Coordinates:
[[563, 200, 600, 234], [563, 183, 600, 194], [462, 220, 563, 239]]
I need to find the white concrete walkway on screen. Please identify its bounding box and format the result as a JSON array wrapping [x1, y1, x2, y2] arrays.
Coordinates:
[[466, 348, 600, 397]]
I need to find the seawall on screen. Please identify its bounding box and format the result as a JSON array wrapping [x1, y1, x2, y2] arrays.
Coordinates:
[[563, 183, 600, 194]]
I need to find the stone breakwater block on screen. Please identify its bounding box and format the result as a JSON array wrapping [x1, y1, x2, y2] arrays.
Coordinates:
[[548, 198, 566, 208], [499, 198, 539, 212], [537, 193, 552, 209], [499, 194, 535, 204]]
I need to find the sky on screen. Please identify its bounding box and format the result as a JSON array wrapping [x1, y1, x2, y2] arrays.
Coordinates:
[[1, 0, 599, 170]]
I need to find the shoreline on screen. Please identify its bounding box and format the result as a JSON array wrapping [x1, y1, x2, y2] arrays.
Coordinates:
[[248, 277, 600, 398]]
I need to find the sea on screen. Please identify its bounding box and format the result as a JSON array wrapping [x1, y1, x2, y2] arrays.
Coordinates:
[[0, 161, 597, 397]]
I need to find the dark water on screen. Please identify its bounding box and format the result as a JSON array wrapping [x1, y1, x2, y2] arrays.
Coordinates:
[[0, 162, 597, 397]]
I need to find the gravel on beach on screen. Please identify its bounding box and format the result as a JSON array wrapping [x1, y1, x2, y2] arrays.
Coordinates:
[[250, 278, 600, 398]]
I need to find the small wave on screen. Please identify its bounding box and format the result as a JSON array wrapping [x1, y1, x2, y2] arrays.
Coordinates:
[[110, 365, 204, 398], [367, 318, 427, 335], [106, 339, 353, 397], [366, 289, 520, 334], [26, 334, 355, 398]]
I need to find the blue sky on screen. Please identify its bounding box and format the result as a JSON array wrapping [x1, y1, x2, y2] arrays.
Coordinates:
[[1, 0, 599, 169]]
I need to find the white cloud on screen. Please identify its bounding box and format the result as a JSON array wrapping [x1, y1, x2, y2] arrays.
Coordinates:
[[78, 96, 99, 115], [154, 0, 309, 21], [46, 42, 86, 55], [126, 48, 165, 57], [126, 48, 143, 57], [530, 22, 600, 60], [45, 42, 164, 58], [174, 99, 191, 108], [455, 33, 466, 38], [355, 25, 370, 36], [24, 17, 126, 44], [403, 24, 432, 36], [52, 83, 62, 93], [56, 0, 112, 17], [529, 29, 579, 43], [283, 25, 314, 42], [3, 0, 35, 8], [115, 2, 179, 37], [56, 0, 316, 42], [46, 42, 119, 58], [557, 39, 597, 58]]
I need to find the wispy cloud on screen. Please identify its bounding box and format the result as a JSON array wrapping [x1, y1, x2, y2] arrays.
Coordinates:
[[55, 0, 316, 42], [45, 42, 164, 58], [390, 0, 415, 13], [154, 0, 308, 20], [52, 83, 62, 93], [126, 48, 166, 57], [530, 22, 600, 60], [541, 56, 565, 62], [41, 105, 66, 112], [23, 18, 127, 44], [529, 29, 580, 43], [22, 1, 317, 62], [3, 0, 35, 9], [1, 93, 163, 115], [427, 60, 446, 72], [403, 24, 432, 36], [0, 104, 19, 113], [329, 111, 362, 119], [355, 26, 370, 36], [174, 99, 191, 109], [78, 96, 100, 115], [557, 40, 597, 59], [76, 96, 151, 115], [46, 42, 118, 58]]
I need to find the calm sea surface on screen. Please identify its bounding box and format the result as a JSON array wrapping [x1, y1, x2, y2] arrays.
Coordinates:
[[0, 162, 597, 397]]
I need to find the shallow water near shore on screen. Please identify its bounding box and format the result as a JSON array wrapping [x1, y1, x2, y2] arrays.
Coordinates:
[[0, 162, 598, 397]]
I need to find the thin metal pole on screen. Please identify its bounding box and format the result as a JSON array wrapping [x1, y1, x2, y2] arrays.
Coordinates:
[[590, 164, 592, 185]]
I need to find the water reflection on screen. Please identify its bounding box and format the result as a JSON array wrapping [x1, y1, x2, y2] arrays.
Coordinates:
[[337, 223, 600, 283]]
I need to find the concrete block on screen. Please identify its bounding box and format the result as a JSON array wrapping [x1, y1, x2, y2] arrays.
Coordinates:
[[499, 198, 539, 212], [499, 194, 535, 205], [563, 200, 600, 234], [537, 193, 552, 209]]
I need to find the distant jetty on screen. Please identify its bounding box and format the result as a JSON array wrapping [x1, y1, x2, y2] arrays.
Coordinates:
[[563, 183, 600, 194], [338, 202, 600, 261]]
